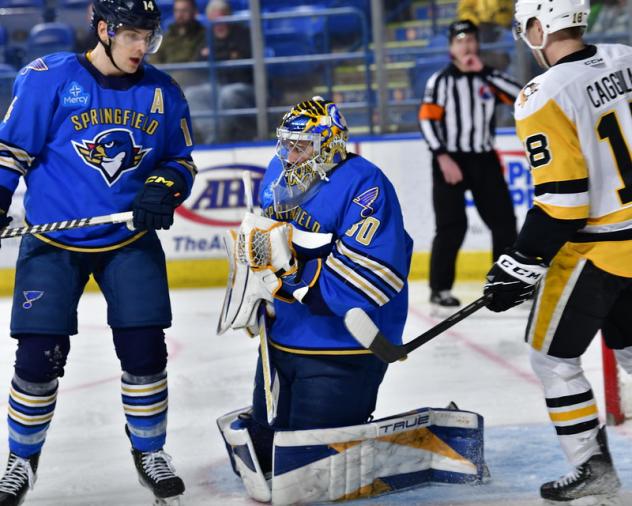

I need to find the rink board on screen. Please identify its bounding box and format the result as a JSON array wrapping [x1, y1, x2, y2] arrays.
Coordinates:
[[0, 131, 528, 294]]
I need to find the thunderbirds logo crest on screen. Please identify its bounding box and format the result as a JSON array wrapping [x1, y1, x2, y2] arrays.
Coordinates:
[[72, 128, 151, 185]]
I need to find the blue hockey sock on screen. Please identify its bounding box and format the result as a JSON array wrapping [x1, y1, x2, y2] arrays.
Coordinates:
[[8, 375, 58, 458], [122, 370, 168, 452]]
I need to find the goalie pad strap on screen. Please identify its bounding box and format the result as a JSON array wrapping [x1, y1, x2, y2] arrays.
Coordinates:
[[217, 407, 271, 502]]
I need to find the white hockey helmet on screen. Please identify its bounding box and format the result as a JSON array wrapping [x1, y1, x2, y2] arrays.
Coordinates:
[[514, 0, 590, 50]]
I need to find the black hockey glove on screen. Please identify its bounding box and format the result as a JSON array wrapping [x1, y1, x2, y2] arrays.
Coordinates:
[[0, 186, 13, 248], [484, 249, 547, 312], [132, 168, 187, 230]]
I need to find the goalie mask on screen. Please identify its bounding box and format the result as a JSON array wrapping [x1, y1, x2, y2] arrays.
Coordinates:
[[271, 97, 348, 213]]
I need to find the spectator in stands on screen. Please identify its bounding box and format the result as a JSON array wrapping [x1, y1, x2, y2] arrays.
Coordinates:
[[151, 0, 206, 87], [589, 0, 629, 35], [153, 0, 205, 64], [185, 0, 255, 144], [457, 0, 514, 69]]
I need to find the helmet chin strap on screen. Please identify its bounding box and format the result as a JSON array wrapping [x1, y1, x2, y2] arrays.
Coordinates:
[[521, 30, 551, 69], [98, 36, 126, 73], [532, 48, 551, 69]]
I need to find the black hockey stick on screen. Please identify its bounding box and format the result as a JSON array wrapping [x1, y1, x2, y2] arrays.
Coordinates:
[[0, 211, 134, 239], [344, 294, 492, 363]]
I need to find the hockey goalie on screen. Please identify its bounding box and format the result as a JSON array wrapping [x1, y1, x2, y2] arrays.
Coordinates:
[[217, 97, 489, 504]]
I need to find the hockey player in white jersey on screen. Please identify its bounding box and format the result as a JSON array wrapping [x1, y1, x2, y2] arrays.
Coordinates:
[[483, 0, 632, 504]]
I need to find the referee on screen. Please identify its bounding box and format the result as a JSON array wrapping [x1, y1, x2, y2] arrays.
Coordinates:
[[419, 20, 520, 315]]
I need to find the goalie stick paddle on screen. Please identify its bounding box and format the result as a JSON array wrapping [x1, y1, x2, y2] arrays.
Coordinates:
[[344, 294, 492, 363], [0, 211, 134, 240]]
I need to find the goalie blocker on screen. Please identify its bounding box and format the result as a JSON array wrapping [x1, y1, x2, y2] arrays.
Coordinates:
[[217, 404, 488, 504]]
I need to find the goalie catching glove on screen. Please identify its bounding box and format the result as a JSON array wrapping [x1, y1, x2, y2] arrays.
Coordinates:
[[240, 213, 296, 276], [484, 249, 547, 312], [240, 213, 323, 304]]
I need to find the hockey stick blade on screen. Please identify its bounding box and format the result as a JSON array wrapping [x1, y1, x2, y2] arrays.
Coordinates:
[[0, 211, 134, 239], [344, 294, 492, 363]]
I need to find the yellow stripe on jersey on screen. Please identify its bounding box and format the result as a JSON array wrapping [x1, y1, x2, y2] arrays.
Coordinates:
[[534, 201, 590, 220], [516, 99, 589, 185], [567, 240, 632, 278], [585, 204, 632, 227], [528, 246, 585, 353]]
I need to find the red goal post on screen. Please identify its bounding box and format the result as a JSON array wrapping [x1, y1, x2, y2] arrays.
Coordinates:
[[603, 338, 631, 425]]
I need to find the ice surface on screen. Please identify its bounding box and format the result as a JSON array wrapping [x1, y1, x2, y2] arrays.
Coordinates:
[[0, 281, 628, 505]]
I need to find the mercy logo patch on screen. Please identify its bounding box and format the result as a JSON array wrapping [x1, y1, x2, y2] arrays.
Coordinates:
[[62, 81, 90, 108], [72, 128, 151, 186], [22, 290, 44, 309]]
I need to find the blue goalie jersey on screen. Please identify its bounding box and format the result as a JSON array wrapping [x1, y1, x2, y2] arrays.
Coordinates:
[[260, 153, 413, 353], [0, 52, 196, 250]]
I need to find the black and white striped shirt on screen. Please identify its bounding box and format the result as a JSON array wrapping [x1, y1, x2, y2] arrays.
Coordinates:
[[418, 64, 521, 154]]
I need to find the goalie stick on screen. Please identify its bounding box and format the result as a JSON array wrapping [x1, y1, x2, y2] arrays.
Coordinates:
[[0, 211, 134, 239], [344, 294, 492, 363]]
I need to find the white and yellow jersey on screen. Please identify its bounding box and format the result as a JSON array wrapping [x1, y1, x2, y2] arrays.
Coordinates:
[[515, 44, 632, 277]]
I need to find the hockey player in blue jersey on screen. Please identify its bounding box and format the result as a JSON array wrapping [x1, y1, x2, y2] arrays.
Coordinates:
[[0, 0, 196, 504], [217, 98, 413, 495]]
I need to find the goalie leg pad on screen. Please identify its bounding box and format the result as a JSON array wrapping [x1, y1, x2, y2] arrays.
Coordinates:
[[271, 406, 487, 505], [216, 407, 271, 502]]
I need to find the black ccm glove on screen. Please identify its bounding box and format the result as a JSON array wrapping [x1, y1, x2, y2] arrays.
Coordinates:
[[132, 168, 187, 230], [484, 249, 547, 312]]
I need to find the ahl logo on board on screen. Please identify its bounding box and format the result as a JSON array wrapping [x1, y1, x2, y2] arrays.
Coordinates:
[[175, 164, 266, 227]]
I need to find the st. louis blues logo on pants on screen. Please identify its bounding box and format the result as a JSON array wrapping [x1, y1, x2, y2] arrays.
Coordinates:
[[22, 291, 44, 309]]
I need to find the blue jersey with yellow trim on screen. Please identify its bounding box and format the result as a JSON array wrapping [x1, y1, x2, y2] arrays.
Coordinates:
[[0, 52, 196, 249], [260, 153, 412, 353]]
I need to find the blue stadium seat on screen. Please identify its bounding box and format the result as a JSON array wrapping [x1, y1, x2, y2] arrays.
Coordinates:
[[325, 0, 369, 42], [0, 62, 15, 75], [263, 5, 327, 76], [409, 52, 450, 99], [0, 25, 6, 63], [26, 23, 75, 62], [229, 0, 248, 11], [0, 62, 15, 119], [265, 32, 321, 77], [0, 0, 44, 6], [263, 5, 326, 39], [58, 0, 90, 7]]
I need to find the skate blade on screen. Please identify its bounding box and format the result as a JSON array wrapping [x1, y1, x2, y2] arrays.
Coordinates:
[[139, 477, 183, 506], [543, 494, 621, 506]]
